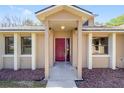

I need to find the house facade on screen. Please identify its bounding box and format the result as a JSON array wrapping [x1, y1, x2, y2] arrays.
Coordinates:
[[0, 5, 124, 79]]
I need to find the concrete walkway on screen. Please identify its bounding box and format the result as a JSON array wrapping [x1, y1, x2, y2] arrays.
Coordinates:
[[46, 62, 77, 88]]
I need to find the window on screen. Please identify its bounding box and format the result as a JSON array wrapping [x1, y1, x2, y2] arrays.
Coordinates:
[[5, 37, 14, 54], [21, 37, 31, 54], [83, 20, 89, 26], [92, 37, 108, 55]]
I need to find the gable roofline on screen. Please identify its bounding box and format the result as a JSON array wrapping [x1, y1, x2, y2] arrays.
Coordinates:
[[71, 5, 93, 14], [35, 5, 94, 16], [35, 5, 55, 14]]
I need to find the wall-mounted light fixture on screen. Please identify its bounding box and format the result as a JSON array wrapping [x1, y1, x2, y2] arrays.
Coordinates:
[[61, 26, 65, 30]]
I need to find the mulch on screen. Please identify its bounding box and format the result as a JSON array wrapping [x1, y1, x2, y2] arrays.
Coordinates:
[[75, 68, 124, 88], [0, 69, 45, 81]]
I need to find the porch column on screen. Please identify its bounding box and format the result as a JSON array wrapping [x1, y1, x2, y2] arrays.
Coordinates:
[[110, 33, 116, 69], [14, 33, 20, 70], [45, 21, 50, 79], [0, 34, 4, 69], [77, 20, 83, 79], [49, 31, 54, 67], [87, 33, 92, 69], [72, 31, 77, 68], [32, 33, 36, 70]]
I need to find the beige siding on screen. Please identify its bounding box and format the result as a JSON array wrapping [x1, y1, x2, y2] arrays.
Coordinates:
[[54, 31, 71, 38], [82, 34, 87, 67], [46, 10, 79, 20], [93, 57, 109, 68], [116, 34, 124, 68], [36, 34, 45, 68], [3, 57, 14, 69], [2, 32, 124, 69], [20, 57, 31, 69]]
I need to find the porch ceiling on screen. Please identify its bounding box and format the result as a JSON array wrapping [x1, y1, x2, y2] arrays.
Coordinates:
[[49, 21, 77, 31]]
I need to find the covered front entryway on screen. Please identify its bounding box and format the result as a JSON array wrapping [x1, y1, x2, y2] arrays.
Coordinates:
[[36, 5, 94, 80], [55, 38, 70, 62]]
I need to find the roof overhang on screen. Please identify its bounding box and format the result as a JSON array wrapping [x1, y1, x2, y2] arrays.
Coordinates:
[[0, 26, 45, 33], [82, 26, 124, 32], [35, 5, 95, 21], [0, 26, 124, 33]]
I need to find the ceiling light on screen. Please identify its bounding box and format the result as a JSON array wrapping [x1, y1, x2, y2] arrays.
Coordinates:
[[61, 26, 65, 30]]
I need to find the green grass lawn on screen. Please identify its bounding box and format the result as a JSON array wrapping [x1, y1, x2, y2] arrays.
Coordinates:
[[0, 80, 47, 88]]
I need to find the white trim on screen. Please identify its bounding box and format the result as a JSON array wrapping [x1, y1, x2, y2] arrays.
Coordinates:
[[31, 33, 36, 70], [111, 33, 116, 69], [53, 36, 55, 62], [72, 31, 77, 67], [20, 55, 32, 57], [77, 20, 83, 79], [36, 6, 59, 15], [3, 55, 14, 57], [0, 31, 44, 33], [109, 33, 116, 69], [87, 33, 92, 69], [70, 37, 72, 62], [14, 33, 20, 70], [92, 55, 110, 57], [83, 31, 124, 33], [68, 5, 94, 16], [3, 55, 32, 58], [0, 34, 4, 69], [44, 21, 49, 79], [0, 30, 124, 33], [65, 38, 66, 62], [36, 5, 93, 17]]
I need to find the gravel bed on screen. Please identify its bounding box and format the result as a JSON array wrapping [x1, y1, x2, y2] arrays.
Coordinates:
[[75, 68, 124, 88]]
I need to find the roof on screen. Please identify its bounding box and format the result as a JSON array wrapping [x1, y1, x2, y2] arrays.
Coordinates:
[[71, 5, 93, 14], [0, 26, 124, 32], [35, 5, 94, 15], [35, 5, 55, 14], [0, 26, 45, 32], [82, 26, 124, 31]]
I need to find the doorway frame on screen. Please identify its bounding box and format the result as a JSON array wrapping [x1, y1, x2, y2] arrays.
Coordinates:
[[54, 37, 72, 63]]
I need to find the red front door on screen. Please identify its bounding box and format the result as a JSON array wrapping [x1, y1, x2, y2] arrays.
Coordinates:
[[55, 38, 65, 61]]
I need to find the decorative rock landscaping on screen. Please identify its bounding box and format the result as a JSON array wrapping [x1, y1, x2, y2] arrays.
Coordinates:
[[75, 68, 124, 88], [0, 69, 47, 88], [0, 69, 44, 81]]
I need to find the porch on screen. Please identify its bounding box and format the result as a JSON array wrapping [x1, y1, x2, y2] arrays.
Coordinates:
[[49, 62, 77, 81], [47, 62, 77, 88]]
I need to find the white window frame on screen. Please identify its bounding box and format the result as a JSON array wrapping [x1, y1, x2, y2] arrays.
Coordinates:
[[92, 37, 109, 56], [5, 36, 14, 55], [21, 36, 32, 55]]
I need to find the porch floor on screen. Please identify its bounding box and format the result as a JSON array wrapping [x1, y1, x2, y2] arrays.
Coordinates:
[[47, 62, 77, 88]]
